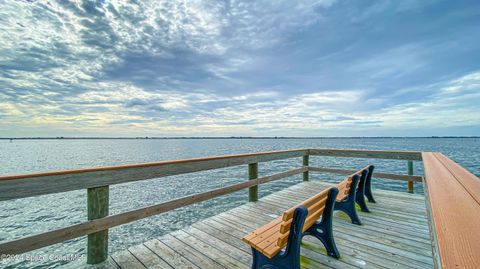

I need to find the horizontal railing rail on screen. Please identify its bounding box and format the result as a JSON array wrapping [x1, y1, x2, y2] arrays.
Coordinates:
[[308, 166, 423, 182], [0, 148, 421, 201], [0, 149, 309, 201], [0, 148, 423, 264], [422, 152, 480, 268], [309, 148, 422, 160], [0, 167, 308, 256]]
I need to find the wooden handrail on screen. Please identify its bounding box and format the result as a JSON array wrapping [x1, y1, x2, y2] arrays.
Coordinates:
[[0, 167, 307, 256], [0, 149, 308, 201], [0, 148, 424, 264], [422, 152, 480, 269], [0, 148, 421, 201], [309, 148, 422, 160], [308, 166, 423, 182]]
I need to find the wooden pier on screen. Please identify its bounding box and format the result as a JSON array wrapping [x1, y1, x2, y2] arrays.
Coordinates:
[[108, 181, 433, 269], [1, 148, 479, 268]]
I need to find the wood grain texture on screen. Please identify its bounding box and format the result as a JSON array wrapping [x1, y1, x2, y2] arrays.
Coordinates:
[[0, 167, 306, 256], [248, 163, 258, 202], [308, 166, 423, 182], [408, 160, 414, 193], [242, 184, 331, 259], [308, 148, 422, 160], [0, 148, 421, 201], [0, 149, 308, 200], [433, 153, 480, 206], [87, 186, 109, 265], [422, 152, 480, 269], [303, 155, 309, 181], [111, 181, 433, 269]]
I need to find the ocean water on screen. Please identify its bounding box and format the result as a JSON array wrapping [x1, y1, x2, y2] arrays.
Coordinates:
[[0, 138, 479, 268]]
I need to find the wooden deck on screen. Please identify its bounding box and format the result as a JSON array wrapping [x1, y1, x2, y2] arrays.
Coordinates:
[[104, 181, 434, 269]]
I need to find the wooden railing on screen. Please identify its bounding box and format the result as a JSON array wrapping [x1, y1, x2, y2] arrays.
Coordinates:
[[0, 148, 422, 265], [422, 152, 480, 269]]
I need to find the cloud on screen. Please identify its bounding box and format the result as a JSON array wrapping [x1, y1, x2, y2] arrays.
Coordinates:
[[0, 0, 479, 137], [125, 99, 149, 108], [367, 71, 480, 129]]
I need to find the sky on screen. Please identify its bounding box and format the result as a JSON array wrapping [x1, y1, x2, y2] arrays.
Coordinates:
[[0, 0, 479, 137]]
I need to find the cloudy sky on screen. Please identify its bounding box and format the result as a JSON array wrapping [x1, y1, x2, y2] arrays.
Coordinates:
[[0, 0, 479, 137]]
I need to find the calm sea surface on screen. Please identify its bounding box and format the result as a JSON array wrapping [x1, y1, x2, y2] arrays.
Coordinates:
[[1, 138, 479, 268]]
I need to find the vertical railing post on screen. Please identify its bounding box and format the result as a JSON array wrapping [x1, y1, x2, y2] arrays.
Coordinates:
[[407, 160, 414, 193], [87, 186, 109, 264], [303, 155, 309, 181], [249, 163, 258, 202]]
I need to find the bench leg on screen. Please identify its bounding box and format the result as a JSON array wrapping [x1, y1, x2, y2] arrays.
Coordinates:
[[364, 165, 376, 203], [334, 200, 362, 225], [304, 221, 340, 259], [251, 206, 308, 269], [335, 174, 362, 225], [355, 192, 370, 213], [356, 169, 370, 213], [303, 188, 341, 259]]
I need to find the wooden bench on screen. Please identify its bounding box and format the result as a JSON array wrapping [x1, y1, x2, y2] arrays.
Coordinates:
[[333, 172, 362, 225], [242, 187, 339, 269], [362, 165, 376, 205], [242, 166, 372, 269], [332, 165, 374, 225], [355, 165, 375, 212]]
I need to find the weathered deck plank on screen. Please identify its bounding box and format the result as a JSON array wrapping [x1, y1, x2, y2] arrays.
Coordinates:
[[109, 181, 434, 269]]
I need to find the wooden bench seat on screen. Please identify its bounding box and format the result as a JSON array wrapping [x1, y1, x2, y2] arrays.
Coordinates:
[[243, 187, 339, 269], [242, 166, 373, 269], [333, 165, 375, 225]]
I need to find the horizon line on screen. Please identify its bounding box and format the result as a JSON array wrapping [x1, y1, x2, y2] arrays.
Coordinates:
[[1, 136, 479, 140]]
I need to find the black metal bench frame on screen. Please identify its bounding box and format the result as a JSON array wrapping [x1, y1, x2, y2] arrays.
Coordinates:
[[356, 165, 375, 213], [251, 187, 340, 269], [334, 174, 362, 224]]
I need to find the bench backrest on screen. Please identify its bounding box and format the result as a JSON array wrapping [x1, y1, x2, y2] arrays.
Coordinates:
[[336, 175, 354, 201], [274, 166, 371, 250], [336, 166, 370, 200], [277, 187, 333, 247], [357, 165, 372, 190]]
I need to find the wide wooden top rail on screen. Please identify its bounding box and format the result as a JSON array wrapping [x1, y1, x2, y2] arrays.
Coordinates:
[[0, 148, 421, 201], [422, 152, 480, 269]]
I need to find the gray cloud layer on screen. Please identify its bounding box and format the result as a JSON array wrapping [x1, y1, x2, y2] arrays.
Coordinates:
[[0, 0, 479, 136]]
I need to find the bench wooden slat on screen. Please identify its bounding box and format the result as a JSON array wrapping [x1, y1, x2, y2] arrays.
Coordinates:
[[279, 218, 293, 234], [244, 187, 331, 259], [276, 231, 289, 249], [244, 166, 367, 262], [281, 188, 330, 221], [257, 230, 282, 250], [302, 205, 326, 232], [262, 239, 284, 259], [248, 222, 283, 246], [335, 176, 353, 201], [276, 202, 328, 250], [243, 217, 282, 241], [422, 152, 480, 269], [279, 196, 328, 234], [277, 203, 328, 251]]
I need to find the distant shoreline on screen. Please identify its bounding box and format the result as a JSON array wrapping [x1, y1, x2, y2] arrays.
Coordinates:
[[1, 136, 478, 140]]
